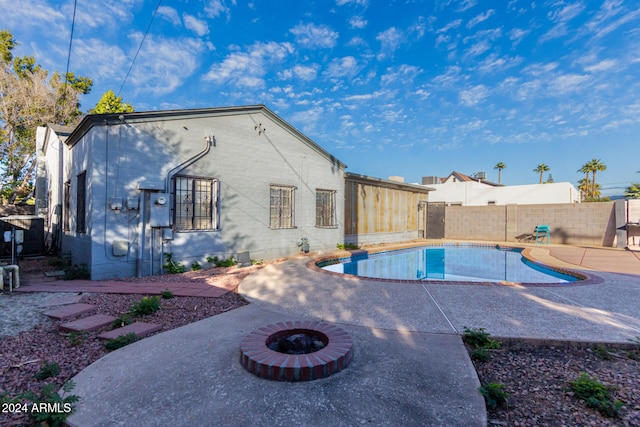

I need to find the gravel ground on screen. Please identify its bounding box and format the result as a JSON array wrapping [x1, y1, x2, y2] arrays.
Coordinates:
[[2, 257, 640, 426]]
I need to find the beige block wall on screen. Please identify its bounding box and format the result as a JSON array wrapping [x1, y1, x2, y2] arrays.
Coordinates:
[[444, 202, 617, 246]]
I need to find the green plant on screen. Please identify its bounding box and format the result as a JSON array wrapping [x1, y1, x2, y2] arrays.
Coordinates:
[[67, 331, 88, 347], [34, 361, 61, 380], [63, 263, 90, 280], [568, 372, 623, 418], [594, 344, 613, 360], [627, 336, 640, 360], [462, 327, 501, 350], [251, 259, 264, 265], [479, 382, 509, 409], [160, 290, 174, 299], [20, 381, 79, 426], [470, 348, 492, 362], [207, 255, 237, 267], [163, 253, 186, 274], [105, 333, 139, 351], [130, 296, 160, 316], [191, 261, 202, 271], [110, 314, 133, 329], [336, 243, 359, 250]]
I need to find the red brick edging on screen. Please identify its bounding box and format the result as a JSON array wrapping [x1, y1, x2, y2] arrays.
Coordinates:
[[239, 320, 353, 381]]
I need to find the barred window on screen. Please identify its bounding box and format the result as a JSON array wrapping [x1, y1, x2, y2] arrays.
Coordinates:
[[174, 176, 218, 231], [63, 181, 70, 232], [316, 189, 336, 227], [76, 172, 86, 233], [270, 185, 295, 229]]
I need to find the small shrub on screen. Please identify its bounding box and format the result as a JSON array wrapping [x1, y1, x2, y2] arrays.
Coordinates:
[[206, 256, 236, 267], [160, 290, 174, 299], [479, 382, 509, 409], [19, 381, 79, 426], [110, 314, 133, 329], [594, 344, 613, 360], [163, 253, 186, 274], [191, 261, 202, 271], [251, 259, 264, 265], [627, 336, 640, 360], [336, 243, 359, 250], [105, 333, 139, 351], [63, 263, 90, 280], [130, 296, 160, 316], [462, 327, 501, 349], [470, 348, 492, 362], [34, 361, 61, 380], [67, 331, 88, 347], [568, 372, 623, 418]]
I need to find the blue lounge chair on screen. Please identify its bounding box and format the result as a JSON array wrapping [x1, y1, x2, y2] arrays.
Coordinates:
[[534, 225, 550, 244]]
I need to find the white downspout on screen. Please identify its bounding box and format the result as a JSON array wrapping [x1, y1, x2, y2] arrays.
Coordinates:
[[136, 191, 147, 278]]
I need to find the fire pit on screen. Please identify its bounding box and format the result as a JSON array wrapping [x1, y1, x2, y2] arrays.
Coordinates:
[[240, 320, 353, 381]]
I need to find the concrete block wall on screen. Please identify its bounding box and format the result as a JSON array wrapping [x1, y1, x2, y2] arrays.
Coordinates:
[[443, 202, 618, 247]]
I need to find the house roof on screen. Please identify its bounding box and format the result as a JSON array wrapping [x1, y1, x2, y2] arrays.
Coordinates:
[[345, 172, 433, 193], [61, 104, 347, 170], [444, 171, 501, 186]]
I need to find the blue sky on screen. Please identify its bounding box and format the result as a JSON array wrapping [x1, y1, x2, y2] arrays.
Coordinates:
[[2, 0, 640, 195]]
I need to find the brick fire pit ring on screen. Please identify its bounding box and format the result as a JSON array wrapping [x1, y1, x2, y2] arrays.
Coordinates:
[[239, 320, 353, 381]]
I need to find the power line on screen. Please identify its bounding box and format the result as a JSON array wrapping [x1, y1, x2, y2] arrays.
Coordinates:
[[118, 0, 163, 97], [61, 0, 78, 109]]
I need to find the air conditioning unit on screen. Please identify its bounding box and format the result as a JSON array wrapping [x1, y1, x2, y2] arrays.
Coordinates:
[[422, 176, 439, 185], [475, 172, 486, 180]]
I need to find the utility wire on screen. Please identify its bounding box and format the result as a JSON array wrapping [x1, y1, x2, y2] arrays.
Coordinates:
[[118, 0, 162, 97], [61, 0, 78, 110]]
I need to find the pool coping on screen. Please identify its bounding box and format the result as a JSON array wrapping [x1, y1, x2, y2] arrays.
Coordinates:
[[307, 242, 604, 287]]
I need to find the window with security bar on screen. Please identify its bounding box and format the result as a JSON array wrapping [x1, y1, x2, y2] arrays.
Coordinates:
[[174, 176, 218, 231], [316, 189, 336, 227], [270, 185, 295, 229], [76, 171, 86, 233]]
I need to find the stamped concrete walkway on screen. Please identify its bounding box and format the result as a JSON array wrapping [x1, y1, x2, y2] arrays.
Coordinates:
[[60, 244, 640, 427]]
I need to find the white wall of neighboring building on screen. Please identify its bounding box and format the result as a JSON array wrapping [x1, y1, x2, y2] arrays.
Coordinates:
[[425, 181, 580, 206]]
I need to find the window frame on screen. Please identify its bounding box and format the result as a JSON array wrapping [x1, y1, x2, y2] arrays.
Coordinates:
[[76, 172, 86, 234], [315, 189, 337, 228], [269, 185, 296, 229], [63, 180, 70, 232], [173, 175, 219, 232]]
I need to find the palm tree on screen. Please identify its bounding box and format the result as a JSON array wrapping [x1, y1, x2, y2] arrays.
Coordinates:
[[533, 163, 550, 184], [578, 162, 592, 200], [625, 182, 640, 199], [493, 162, 506, 185], [587, 159, 606, 200]]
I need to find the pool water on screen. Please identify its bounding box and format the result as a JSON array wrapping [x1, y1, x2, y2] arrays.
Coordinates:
[[320, 245, 578, 283]]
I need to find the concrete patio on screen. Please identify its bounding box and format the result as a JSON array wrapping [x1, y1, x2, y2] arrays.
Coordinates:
[[57, 243, 640, 426]]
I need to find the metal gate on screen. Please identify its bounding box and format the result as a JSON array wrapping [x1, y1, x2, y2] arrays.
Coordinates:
[[425, 202, 445, 239]]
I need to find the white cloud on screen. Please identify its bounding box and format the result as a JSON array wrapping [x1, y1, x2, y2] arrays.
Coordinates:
[[157, 6, 181, 26], [336, 0, 369, 6], [278, 64, 319, 81], [463, 40, 490, 59], [415, 89, 431, 99], [508, 28, 529, 46], [376, 27, 405, 58], [477, 54, 522, 73], [183, 14, 209, 36], [540, 1, 586, 42], [343, 91, 385, 101], [203, 41, 294, 89], [349, 16, 368, 29], [459, 85, 489, 106], [467, 9, 495, 28], [584, 59, 617, 72], [437, 19, 463, 33], [204, 0, 231, 19], [381, 65, 421, 86], [290, 23, 339, 49], [549, 73, 591, 94], [457, 0, 477, 12], [324, 56, 359, 79]]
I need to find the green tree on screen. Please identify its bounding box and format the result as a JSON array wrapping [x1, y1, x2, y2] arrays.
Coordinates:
[[587, 159, 606, 201], [493, 162, 506, 185], [533, 163, 550, 184], [0, 29, 92, 204], [578, 162, 592, 200], [90, 90, 134, 114], [625, 182, 640, 199]]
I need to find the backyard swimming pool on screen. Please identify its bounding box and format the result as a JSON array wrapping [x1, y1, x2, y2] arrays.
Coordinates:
[[319, 245, 579, 284]]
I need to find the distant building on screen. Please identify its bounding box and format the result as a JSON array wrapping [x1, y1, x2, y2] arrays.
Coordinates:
[[422, 171, 580, 206]]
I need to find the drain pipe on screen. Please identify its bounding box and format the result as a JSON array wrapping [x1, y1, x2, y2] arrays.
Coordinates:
[[136, 191, 148, 277], [165, 135, 215, 225]]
